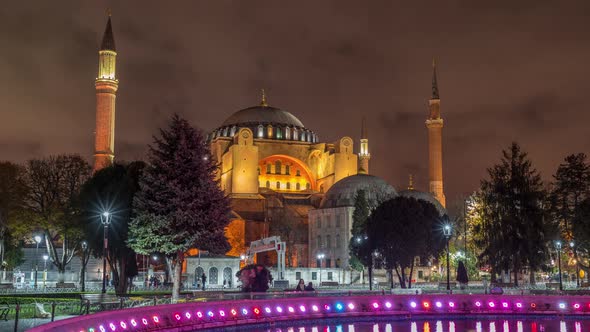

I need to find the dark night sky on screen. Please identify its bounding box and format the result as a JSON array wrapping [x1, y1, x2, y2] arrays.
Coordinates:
[[2, 0, 590, 210]]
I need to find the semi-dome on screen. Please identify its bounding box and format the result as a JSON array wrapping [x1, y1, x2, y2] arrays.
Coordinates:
[[320, 174, 397, 209], [398, 189, 446, 216], [222, 105, 305, 128]]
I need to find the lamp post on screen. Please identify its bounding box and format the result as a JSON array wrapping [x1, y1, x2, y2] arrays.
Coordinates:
[[33, 235, 42, 289], [556, 241, 563, 291], [100, 211, 112, 294], [317, 253, 325, 286], [42, 255, 48, 288], [81, 241, 88, 292], [570, 241, 579, 287], [443, 224, 452, 291]]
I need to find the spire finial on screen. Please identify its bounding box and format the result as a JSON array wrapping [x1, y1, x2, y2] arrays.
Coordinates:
[[107, 8, 112, 17], [361, 117, 367, 139], [408, 174, 414, 190], [431, 58, 439, 99], [260, 88, 268, 107], [100, 12, 116, 51]]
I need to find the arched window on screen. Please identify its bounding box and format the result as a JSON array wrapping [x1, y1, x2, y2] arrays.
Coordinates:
[[267, 125, 273, 138], [296, 183, 301, 190], [275, 160, 281, 174], [266, 164, 271, 174], [276, 127, 282, 139], [285, 127, 291, 140], [293, 128, 299, 141], [286, 182, 291, 190], [317, 236, 321, 248], [209, 267, 218, 285], [306, 183, 311, 190], [257, 125, 264, 138], [195, 266, 204, 286], [276, 181, 281, 189], [223, 267, 232, 287], [301, 131, 306, 142], [230, 126, 237, 136], [326, 235, 331, 248], [296, 170, 301, 176], [265, 181, 270, 188], [335, 234, 340, 249], [285, 165, 290, 175]]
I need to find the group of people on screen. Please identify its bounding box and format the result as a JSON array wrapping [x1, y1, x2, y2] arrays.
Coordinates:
[[295, 279, 315, 291], [145, 274, 164, 288]]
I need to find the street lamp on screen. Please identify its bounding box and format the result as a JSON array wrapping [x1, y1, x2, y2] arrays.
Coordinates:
[[556, 241, 563, 291], [443, 224, 452, 291], [100, 211, 112, 294], [81, 241, 88, 292], [33, 235, 42, 289], [317, 253, 325, 286], [570, 241, 579, 287], [42, 255, 48, 288]]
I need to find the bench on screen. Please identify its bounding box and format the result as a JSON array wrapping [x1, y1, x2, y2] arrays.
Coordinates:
[[0, 283, 14, 291], [56, 282, 76, 289], [581, 282, 590, 288], [546, 282, 561, 290], [320, 281, 339, 287], [0, 301, 8, 321], [80, 294, 120, 314]]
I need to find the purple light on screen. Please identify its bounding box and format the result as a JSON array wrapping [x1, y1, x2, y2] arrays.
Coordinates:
[[312, 305, 319, 312], [423, 301, 430, 308], [574, 303, 581, 309], [130, 319, 137, 327], [196, 311, 203, 318], [299, 305, 306, 312], [475, 301, 482, 307], [372, 302, 380, 309], [276, 306, 283, 313], [99, 326, 106, 332], [119, 321, 127, 329], [152, 316, 159, 323], [488, 301, 495, 308], [141, 318, 148, 326], [516, 302, 523, 308], [264, 307, 271, 314], [241, 308, 248, 315], [448, 301, 455, 308], [559, 303, 566, 309], [288, 306, 295, 313], [109, 323, 116, 331], [385, 302, 392, 309], [231, 309, 238, 316], [254, 308, 260, 315], [410, 301, 417, 308], [347, 303, 355, 310], [324, 304, 331, 311], [207, 311, 214, 317], [435, 301, 442, 308], [219, 310, 226, 317], [174, 313, 181, 321], [185, 312, 191, 319], [502, 302, 509, 308]]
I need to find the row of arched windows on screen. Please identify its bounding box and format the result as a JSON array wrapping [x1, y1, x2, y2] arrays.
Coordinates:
[[207, 125, 318, 143], [317, 215, 341, 228], [264, 161, 301, 176], [264, 181, 310, 190], [316, 234, 341, 249], [194, 266, 233, 286]]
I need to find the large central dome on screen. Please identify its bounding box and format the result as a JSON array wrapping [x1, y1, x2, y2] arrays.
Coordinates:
[[320, 174, 397, 209], [222, 105, 305, 128]]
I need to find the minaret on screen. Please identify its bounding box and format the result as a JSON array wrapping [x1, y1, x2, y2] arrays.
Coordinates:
[[93, 12, 118, 172], [358, 117, 370, 174], [426, 60, 446, 207]]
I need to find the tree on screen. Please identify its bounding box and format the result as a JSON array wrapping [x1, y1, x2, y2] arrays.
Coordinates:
[[476, 143, 549, 286], [12, 155, 91, 282], [0, 162, 27, 279], [128, 114, 231, 301], [551, 153, 590, 239], [78, 162, 144, 295], [456, 260, 468, 288], [367, 196, 444, 288], [349, 190, 372, 282], [236, 264, 272, 292]]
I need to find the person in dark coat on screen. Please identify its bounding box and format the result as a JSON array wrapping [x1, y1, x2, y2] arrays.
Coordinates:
[[201, 273, 207, 291], [304, 282, 315, 291]]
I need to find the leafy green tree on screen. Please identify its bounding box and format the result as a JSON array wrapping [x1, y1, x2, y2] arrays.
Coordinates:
[[12, 155, 91, 282], [551, 153, 590, 239], [0, 162, 27, 277], [78, 162, 144, 295], [477, 143, 549, 286], [367, 196, 444, 288], [349, 190, 372, 283], [129, 114, 231, 301]]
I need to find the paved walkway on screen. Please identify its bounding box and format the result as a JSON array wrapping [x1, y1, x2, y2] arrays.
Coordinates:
[[0, 315, 75, 332]]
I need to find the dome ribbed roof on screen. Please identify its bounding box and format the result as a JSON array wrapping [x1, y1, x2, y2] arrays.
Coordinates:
[[320, 174, 397, 209], [398, 189, 446, 216], [221, 105, 305, 128]]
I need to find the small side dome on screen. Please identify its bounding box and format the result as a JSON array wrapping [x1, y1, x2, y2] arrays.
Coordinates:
[[320, 174, 397, 209], [398, 189, 446, 216]]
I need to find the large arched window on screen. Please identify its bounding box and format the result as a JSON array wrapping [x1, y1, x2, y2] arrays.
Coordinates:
[[285, 127, 291, 140], [266, 164, 271, 174], [285, 165, 290, 175], [230, 126, 237, 136], [223, 267, 233, 287], [300, 131, 306, 142], [267, 125, 273, 138], [296, 183, 301, 190], [265, 181, 270, 188], [306, 183, 311, 190], [222, 127, 229, 136], [286, 182, 291, 190], [293, 128, 299, 141], [276, 181, 281, 189], [276, 127, 283, 139], [195, 266, 204, 286], [257, 125, 264, 138], [209, 267, 218, 285], [275, 160, 282, 174]]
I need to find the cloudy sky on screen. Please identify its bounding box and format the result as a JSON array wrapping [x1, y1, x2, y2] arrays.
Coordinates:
[[1, 0, 589, 209]]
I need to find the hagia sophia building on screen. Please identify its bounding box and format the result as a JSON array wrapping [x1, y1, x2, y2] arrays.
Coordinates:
[[92, 16, 447, 270]]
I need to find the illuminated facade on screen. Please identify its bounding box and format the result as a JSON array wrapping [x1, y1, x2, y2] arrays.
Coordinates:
[[93, 15, 118, 172]]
